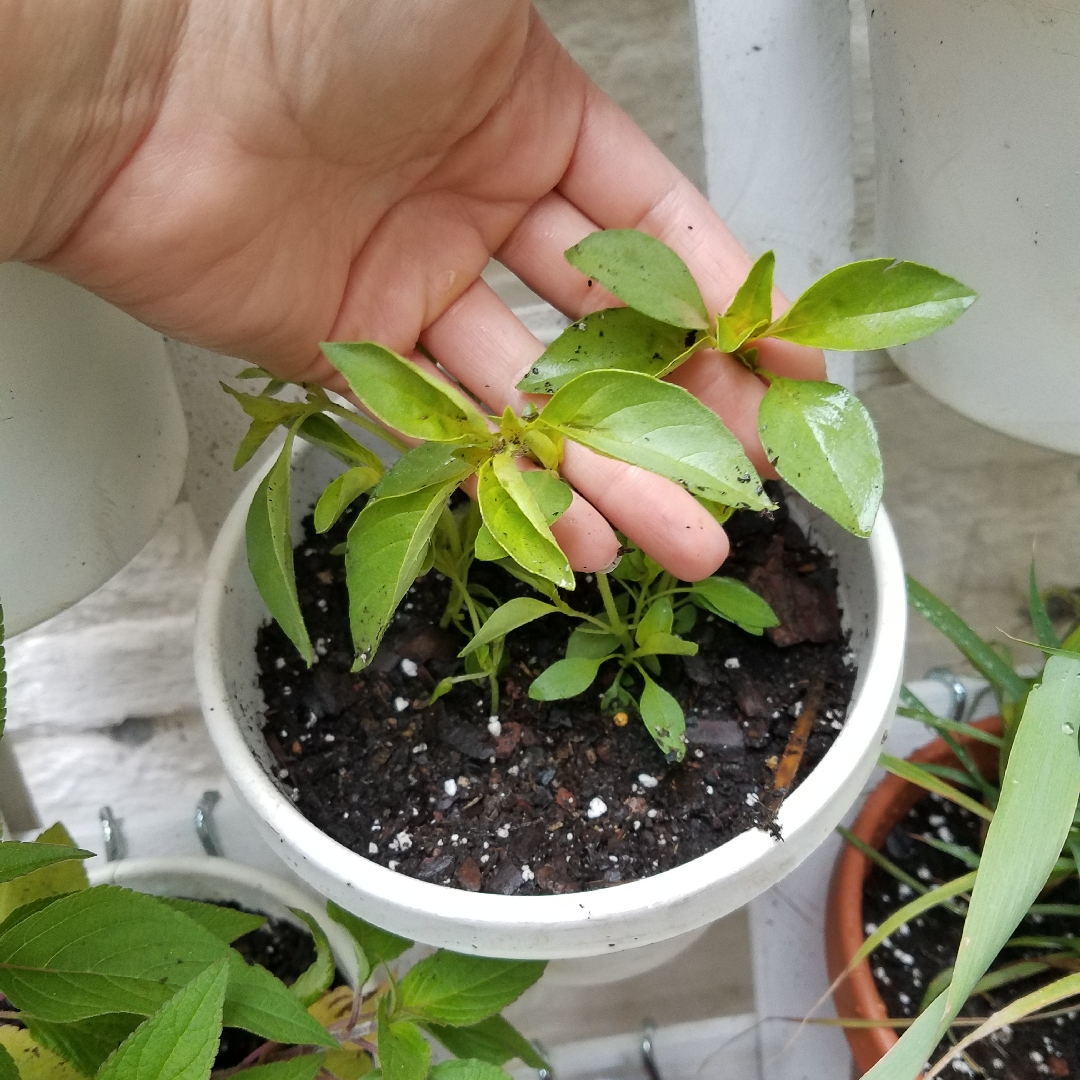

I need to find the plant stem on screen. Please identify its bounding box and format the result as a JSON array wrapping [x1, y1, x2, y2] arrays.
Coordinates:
[[596, 572, 634, 651], [325, 401, 409, 453]]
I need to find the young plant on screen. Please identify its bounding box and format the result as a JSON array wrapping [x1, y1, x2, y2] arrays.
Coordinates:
[[226, 230, 974, 757], [833, 567, 1080, 1079]]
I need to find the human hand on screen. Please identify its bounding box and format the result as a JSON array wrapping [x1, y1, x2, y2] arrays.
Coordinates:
[[8, 0, 824, 579]]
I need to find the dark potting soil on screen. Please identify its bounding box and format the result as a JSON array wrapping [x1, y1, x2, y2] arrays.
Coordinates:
[[256, 483, 857, 896], [864, 792, 1080, 1078]]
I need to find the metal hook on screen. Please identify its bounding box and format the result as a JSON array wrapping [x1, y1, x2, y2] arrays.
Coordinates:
[[924, 667, 968, 722], [641, 1022, 664, 1080], [98, 806, 127, 862], [194, 790, 223, 857]]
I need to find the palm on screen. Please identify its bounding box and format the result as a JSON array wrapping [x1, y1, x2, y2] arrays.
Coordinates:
[[45, 0, 824, 578]]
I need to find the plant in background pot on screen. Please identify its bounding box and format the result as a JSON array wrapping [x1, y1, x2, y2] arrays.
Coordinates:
[[826, 570, 1080, 1079], [195, 229, 970, 970], [0, 604, 548, 1080]]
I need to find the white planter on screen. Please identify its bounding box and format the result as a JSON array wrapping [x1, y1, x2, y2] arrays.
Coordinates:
[[195, 448, 905, 968], [867, 0, 1080, 453], [0, 263, 188, 635], [89, 855, 359, 987]]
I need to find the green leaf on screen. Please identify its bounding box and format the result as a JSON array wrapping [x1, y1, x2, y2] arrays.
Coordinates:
[[0, 841, 93, 887], [1029, 560, 1060, 650], [476, 458, 573, 590], [222, 384, 305, 425], [298, 413, 384, 472], [246, 430, 314, 665], [472, 525, 507, 563], [236, 1056, 328, 1080], [715, 250, 774, 353], [864, 655, 1080, 1080], [0, 824, 90, 925], [635, 597, 673, 645], [906, 577, 1030, 702], [528, 658, 606, 701], [757, 377, 883, 537], [0, 1044, 17, 1080], [377, 1000, 429, 1080], [540, 370, 771, 510], [423, 1016, 546, 1070], [458, 599, 559, 657], [23, 1014, 141, 1076], [634, 633, 697, 657], [234, 418, 280, 470], [638, 674, 686, 758], [522, 427, 563, 471], [0, 1027, 81, 1080], [375, 443, 479, 500], [222, 959, 336, 1048], [690, 577, 778, 635], [346, 480, 460, 667], [563, 230, 709, 330], [326, 901, 412, 979], [428, 1062, 513, 1080], [314, 467, 381, 533], [154, 898, 265, 944], [397, 953, 545, 1027], [521, 470, 573, 525], [878, 755, 994, 821], [565, 628, 621, 660], [516, 308, 702, 393], [288, 910, 335, 1008], [95, 957, 228, 1080], [322, 342, 491, 444], [765, 259, 977, 350]]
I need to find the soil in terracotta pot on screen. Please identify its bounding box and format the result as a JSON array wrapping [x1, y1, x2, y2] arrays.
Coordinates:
[[864, 792, 1080, 1078], [257, 484, 857, 895]]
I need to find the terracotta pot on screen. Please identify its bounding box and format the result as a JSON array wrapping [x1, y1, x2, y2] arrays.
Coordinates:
[[824, 716, 1003, 1075]]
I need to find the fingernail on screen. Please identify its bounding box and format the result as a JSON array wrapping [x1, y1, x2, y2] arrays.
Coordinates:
[[598, 554, 623, 573]]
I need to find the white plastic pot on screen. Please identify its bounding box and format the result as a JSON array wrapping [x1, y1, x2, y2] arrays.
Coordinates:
[[0, 263, 188, 635], [195, 447, 905, 972], [89, 855, 359, 987], [867, 0, 1080, 453]]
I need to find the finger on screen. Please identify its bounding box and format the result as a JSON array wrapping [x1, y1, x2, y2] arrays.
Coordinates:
[[421, 277, 729, 580]]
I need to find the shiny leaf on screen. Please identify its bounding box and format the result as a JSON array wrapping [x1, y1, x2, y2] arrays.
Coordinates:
[[757, 377, 883, 536], [690, 577, 778, 635], [635, 597, 673, 645], [528, 658, 606, 701], [715, 250, 774, 353]]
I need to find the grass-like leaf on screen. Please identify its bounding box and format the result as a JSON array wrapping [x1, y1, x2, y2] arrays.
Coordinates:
[[563, 230, 709, 330], [1029, 560, 1061, 649], [878, 755, 994, 821], [540, 370, 771, 510]]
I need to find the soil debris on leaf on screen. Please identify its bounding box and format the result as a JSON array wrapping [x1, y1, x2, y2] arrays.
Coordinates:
[[257, 484, 856, 895]]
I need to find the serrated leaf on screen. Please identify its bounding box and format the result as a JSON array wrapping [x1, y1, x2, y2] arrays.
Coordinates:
[[517, 308, 701, 393], [346, 481, 460, 668], [716, 250, 774, 353], [0, 1044, 17, 1080], [326, 901, 412, 984], [690, 577, 778, 635], [234, 417, 280, 470], [377, 1000, 429, 1080], [322, 343, 491, 444], [635, 597, 673, 646], [428, 1061, 513, 1080], [223, 960, 335, 1048], [95, 958, 228, 1080], [0, 842, 93, 887], [766, 258, 977, 350], [0, 1027, 80, 1080], [564, 231, 708, 330], [635, 633, 697, 657], [247, 430, 313, 665], [154, 898, 265, 944], [424, 1015, 546, 1071], [528, 657, 606, 701], [638, 674, 686, 758], [459, 599, 559, 657], [298, 414, 384, 473], [521, 471, 572, 525], [0, 824, 90, 925], [375, 443, 479, 500], [757, 377, 883, 537], [24, 1014, 141, 1076], [237, 1056, 329, 1080], [540, 371, 771, 510], [565, 628, 621, 660], [314, 468, 381, 533], [476, 459, 573, 590], [397, 954, 545, 1027], [288, 910, 335, 1008]]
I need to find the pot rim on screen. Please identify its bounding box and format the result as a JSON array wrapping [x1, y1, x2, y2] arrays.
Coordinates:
[[195, 450, 906, 943], [825, 717, 1003, 1074]]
